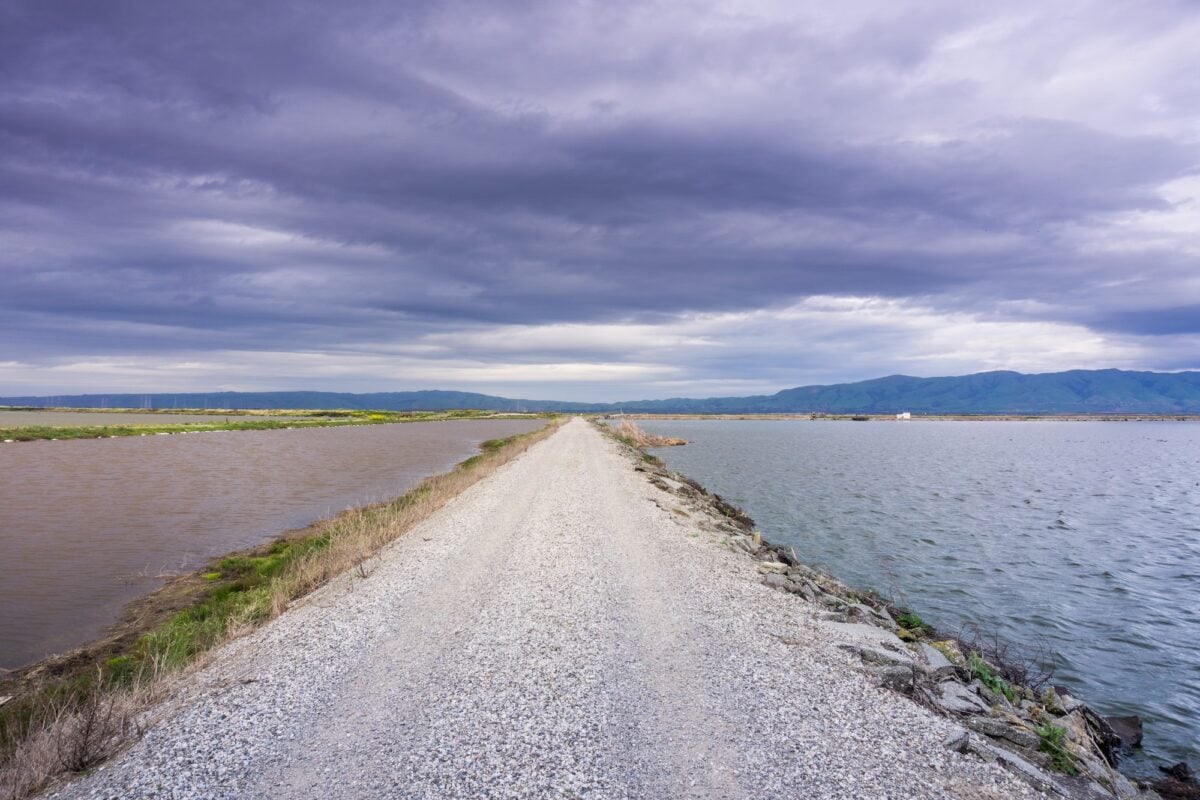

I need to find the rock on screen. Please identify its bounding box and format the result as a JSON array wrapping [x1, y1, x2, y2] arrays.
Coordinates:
[[818, 592, 846, 610], [1152, 766, 1200, 800], [1160, 762, 1195, 783], [970, 679, 1001, 707], [896, 627, 918, 642], [919, 643, 959, 680], [761, 573, 794, 592], [821, 621, 910, 652], [930, 639, 966, 667], [1051, 685, 1086, 714], [791, 581, 817, 602], [875, 665, 915, 693], [1062, 694, 1085, 714], [943, 730, 971, 753], [1053, 709, 1124, 777], [711, 493, 755, 529], [730, 535, 758, 554], [1044, 687, 1067, 715], [846, 602, 896, 630], [654, 476, 686, 493], [968, 738, 1068, 797], [842, 644, 913, 668], [773, 547, 799, 566], [935, 681, 991, 715], [1080, 707, 1123, 767], [785, 563, 817, 580], [1109, 772, 1145, 800], [966, 716, 1041, 750], [756, 561, 788, 574], [1105, 715, 1143, 748], [875, 604, 898, 627]]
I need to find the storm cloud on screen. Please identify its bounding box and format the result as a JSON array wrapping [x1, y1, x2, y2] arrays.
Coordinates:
[[2, 0, 1198, 399]]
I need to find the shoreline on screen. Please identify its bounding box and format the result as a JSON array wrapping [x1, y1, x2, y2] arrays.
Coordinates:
[[4, 417, 1187, 799], [609, 413, 1200, 422], [28, 419, 1060, 800], [0, 418, 562, 799], [0, 409, 551, 443], [597, 419, 1188, 798]]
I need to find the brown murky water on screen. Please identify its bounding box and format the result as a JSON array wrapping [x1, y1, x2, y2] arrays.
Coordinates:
[[0, 419, 544, 669]]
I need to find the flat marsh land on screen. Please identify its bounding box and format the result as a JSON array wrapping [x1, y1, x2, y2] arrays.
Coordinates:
[[0, 407, 543, 442]]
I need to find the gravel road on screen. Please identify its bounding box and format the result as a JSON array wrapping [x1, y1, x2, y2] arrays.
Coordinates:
[[52, 418, 1047, 799]]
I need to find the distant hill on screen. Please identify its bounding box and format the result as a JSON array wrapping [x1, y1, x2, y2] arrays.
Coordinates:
[[608, 369, 1200, 414], [4, 369, 1200, 415]]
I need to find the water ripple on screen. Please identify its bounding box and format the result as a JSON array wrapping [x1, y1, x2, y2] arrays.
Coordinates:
[[645, 419, 1200, 773]]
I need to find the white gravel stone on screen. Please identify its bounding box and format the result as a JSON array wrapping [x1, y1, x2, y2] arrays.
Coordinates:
[[48, 418, 1050, 799]]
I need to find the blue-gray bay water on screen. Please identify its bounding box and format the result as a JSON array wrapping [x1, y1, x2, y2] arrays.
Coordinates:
[[639, 419, 1199, 773]]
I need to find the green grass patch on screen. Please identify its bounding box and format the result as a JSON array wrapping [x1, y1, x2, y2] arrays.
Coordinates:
[[968, 651, 1016, 703], [895, 610, 932, 634], [1035, 722, 1078, 774]]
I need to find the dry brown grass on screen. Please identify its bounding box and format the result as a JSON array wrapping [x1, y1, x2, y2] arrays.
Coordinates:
[[264, 420, 561, 614], [0, 670, 162, 800], [0, 418, 562, 800], [613, 418, 686, 448]]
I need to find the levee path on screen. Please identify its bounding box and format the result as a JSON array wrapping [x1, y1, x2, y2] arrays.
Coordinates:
[[54, 418, 1043, 799]]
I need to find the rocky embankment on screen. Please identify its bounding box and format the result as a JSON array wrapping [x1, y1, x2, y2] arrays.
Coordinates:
[[43, 418, 1072, 799], [627, 442, 1178, 800]]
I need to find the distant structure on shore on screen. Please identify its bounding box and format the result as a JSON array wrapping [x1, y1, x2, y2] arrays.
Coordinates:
[[896, 412, 912, 420]]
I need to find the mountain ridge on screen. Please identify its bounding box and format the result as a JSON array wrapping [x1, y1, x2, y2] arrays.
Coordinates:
[[4, 369, 1200, 415]]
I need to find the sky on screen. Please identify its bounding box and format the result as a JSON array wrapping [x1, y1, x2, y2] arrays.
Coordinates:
[[2, 1, 1198, 401]]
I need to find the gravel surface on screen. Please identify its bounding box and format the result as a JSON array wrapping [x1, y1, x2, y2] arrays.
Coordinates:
[[50, 418, 1049, 799]]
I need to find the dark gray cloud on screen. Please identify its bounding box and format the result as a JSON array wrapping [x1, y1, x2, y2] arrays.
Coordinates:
[[1, 0, 1198, 397]]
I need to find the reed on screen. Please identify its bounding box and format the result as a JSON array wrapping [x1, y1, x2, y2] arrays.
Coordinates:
[[612, 418, 686, 448]]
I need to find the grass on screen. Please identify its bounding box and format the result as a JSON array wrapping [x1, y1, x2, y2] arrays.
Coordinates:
[[610, 418, 686, 448], [895, 610, 932, 634], [967, 651, 1016, 704], [1034, 722, 1078, 775], [0, 409, 547, 442], [0, 417, 562, 800]]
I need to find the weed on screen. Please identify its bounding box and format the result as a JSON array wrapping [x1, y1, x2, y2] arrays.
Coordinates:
[[896, 610, 931, 633], [956, 622, 1056, 692], [51, 684, 136, 773], [967, 651, 1016, 703], [1035, 722, 1078, 775], [611, 419, 686, 448]]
